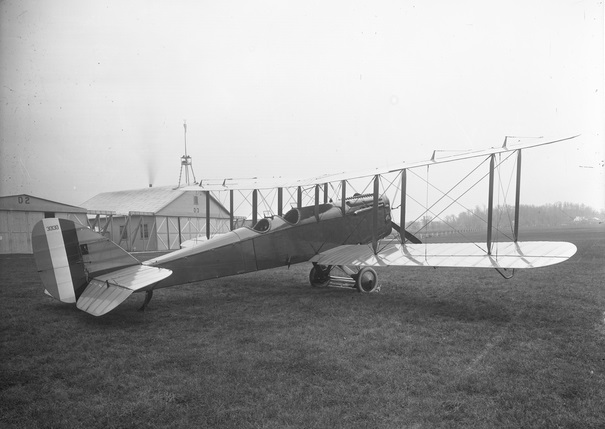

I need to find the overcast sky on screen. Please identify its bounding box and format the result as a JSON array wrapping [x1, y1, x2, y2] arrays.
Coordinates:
[[1, 0, 603, 210]]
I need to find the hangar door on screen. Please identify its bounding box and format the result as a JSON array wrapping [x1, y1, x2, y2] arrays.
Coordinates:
[[0, 211, 44, 254]]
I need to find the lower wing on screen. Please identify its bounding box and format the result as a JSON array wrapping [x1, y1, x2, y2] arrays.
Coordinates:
[[311, 241, 577, 269]]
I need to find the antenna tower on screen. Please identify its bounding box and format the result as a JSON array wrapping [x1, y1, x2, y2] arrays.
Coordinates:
[[177, 120, 198, 187]]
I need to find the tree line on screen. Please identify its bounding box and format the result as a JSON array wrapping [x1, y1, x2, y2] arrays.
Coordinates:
[[406, 202, 604, 233]]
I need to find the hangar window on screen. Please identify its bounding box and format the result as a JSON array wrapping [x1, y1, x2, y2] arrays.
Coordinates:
[[140, 224, 149, 239], [119, 226, 128, 239], [44, 212, 55, 218], [194, 196, 199, 205]]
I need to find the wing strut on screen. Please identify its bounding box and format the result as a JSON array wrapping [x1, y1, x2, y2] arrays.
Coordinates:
[[315, 184, 320, 221], [486, 154, 495, 255], [372, 175, 379, 254], [513, 150, 522, 242], [277, 187, 283, 216], [230, 189, 235, 230], [341, 180, 347, 217], [252, 189, 258, 226], [206, 191, 211, 239], [400, 169, 407, 243]]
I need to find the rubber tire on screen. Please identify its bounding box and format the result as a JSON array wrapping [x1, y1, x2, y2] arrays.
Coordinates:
[[355, 267, 378, 293], [309, 265, 331, 287]]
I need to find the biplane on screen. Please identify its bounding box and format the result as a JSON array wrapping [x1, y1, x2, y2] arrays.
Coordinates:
[[32, 136, 578, 316]]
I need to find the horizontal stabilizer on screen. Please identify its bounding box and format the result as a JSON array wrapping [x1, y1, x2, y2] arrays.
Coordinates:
[[77, 265, 172, 316], [311, 241, 577, 270]]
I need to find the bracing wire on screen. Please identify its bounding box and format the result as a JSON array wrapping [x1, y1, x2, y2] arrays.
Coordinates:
[[406, 152, 517, 246], [407, 156, 491, 231]]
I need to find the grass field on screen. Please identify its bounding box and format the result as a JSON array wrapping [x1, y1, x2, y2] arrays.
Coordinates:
[[1, 226, 604, 428]]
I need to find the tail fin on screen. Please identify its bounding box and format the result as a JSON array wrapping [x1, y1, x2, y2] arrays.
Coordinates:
[[32, 218, 140, 303]]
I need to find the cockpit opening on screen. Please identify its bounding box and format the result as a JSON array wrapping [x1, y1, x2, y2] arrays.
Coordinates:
[[252, 218, 271, 232], [283, 208, 300, 224]]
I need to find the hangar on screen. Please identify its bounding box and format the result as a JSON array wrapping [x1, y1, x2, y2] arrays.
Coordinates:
[[0, 194, 88, 254], [81, 186, 242, 252]]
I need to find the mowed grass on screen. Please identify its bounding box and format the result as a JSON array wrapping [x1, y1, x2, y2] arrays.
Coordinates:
[[1, 226, 604, 428]]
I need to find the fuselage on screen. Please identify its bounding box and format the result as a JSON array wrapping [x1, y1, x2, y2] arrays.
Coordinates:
[[144, 195, 392, 289]]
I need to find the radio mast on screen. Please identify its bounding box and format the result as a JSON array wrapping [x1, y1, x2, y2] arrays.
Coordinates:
[[177, 120, 197, 187]]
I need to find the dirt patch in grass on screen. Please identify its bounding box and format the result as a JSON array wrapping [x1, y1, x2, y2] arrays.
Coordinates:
[[1, 226, 604, 428]]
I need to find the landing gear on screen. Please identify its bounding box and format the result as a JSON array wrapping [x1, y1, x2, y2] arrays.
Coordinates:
[[354, 267, 379, 293], [138, 290, 153, 312], [309, 264, 331, 287], [307, 265, 380, 293]]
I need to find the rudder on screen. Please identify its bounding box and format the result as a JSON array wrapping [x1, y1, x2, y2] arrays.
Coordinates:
[[32, 218, 87, 303], [32, 218, 140, 304]]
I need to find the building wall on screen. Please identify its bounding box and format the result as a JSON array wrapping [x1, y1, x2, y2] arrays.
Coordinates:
[[180, 216, 232, 239], [0, 211, 88, 254], [106, 215, 233, 252], [0, 191, 235, 254], [157, 191, 230, 218], [105, 215, 157, 253]]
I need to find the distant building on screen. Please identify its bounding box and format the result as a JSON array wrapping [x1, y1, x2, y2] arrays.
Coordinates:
[[82, 186, 244, 252], [0, 194, 88, 254]]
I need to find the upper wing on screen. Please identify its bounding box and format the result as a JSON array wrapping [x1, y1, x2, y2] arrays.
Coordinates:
[[310, 241, 577, 270], [181, 136, 579, 191], [76, 265, 172, 316]]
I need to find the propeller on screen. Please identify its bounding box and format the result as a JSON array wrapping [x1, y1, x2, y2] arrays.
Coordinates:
[[390, 222, 422, 244]]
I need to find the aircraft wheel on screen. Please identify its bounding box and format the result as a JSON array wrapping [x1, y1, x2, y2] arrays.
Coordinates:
[[309, 265, 331, 287], [355, 267, 378, 293]]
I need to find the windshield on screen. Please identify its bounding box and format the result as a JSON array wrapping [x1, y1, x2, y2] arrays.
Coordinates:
[[252, 218, 271, 232]]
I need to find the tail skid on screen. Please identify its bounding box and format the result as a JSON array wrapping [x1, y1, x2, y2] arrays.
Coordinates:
[[32, 218, 172, 316]]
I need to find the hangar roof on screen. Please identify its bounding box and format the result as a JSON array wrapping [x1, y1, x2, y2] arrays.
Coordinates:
[[81, 186, 229, 216], [0, 194, 87, 213]]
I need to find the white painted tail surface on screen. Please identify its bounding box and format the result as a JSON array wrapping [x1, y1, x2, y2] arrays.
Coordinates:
[[32, 218, 86, 303], [77, 265, 172, 316], [32, 218, 172, 315]]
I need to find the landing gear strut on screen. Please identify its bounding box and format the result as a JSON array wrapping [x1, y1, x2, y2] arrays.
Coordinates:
[[138, 290, 153, 312], [308, 265, 380, 293], [309, 264, 331, 287]]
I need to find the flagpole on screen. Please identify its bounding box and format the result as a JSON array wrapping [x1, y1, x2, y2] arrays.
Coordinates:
[[183, 120, 187, 157]]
